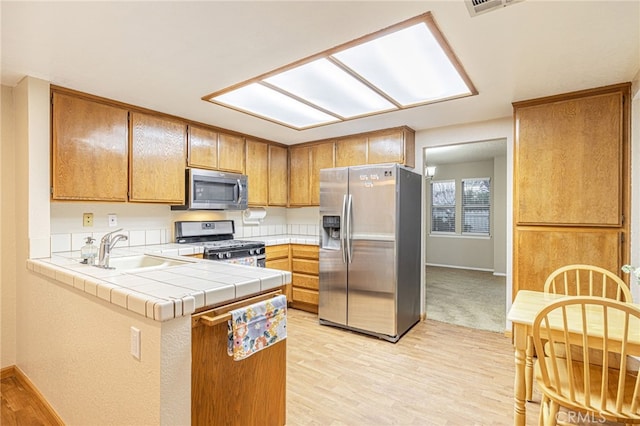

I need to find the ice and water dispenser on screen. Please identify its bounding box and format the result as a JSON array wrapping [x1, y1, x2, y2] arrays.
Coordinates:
[[321, 215, 341, 250]]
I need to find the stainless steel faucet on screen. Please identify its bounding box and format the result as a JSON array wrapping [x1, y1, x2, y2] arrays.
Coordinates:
[[97, 228, 128, 269]]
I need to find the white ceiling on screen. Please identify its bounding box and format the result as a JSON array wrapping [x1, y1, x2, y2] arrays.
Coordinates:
[[2, 1, 639, 145]]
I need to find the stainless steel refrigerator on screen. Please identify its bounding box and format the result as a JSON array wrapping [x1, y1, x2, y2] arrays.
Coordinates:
[[319, 163, 422, 342]]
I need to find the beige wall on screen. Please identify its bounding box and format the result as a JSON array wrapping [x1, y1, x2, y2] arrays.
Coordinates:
[[425, 158, 497, 271], [1, 85, 17, 368]]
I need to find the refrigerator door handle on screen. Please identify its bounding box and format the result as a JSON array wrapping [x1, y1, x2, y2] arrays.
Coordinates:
[[346, 194, 353, 264], [341, 194, 347, 264]]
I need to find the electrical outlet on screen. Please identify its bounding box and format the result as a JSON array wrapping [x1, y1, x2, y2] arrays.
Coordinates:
[[130, 327, 141, 360], [83, 213, 94, 227], [108, 213, 118, 227]]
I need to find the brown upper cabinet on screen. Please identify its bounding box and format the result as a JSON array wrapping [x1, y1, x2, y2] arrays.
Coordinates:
[[51, 91, 129, 201], [289, 142, 335, 206], [187, 125, 244, 173], [335, 135, 367, 167], [245, 139, 289, 207], [129, 111, 187, 203], [512, 83, 631, 294], [50, 88, 417, 207], [334, 127, 415, 168], [245, 139, 269, 206], [268, 145, 288, 206]]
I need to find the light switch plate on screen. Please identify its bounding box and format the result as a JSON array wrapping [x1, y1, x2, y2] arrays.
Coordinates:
[[130, 327, 141, 360], [108, 214, 117, 227]]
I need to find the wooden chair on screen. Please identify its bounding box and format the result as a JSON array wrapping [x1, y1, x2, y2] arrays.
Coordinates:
[[532, 296, 640, 425], [544, 264, 631, 302], [525, 264, 632, 402]]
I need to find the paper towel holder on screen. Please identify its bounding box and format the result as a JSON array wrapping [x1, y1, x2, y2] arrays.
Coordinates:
[[243, 207, 267, 225]]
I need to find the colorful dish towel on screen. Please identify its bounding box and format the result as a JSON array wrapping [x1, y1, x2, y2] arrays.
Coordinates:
[[227, 295, 287, 361]]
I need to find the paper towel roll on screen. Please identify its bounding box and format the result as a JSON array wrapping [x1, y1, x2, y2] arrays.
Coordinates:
[[243, 207, 267, 225]]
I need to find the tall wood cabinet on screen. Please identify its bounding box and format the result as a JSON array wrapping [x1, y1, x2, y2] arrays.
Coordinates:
[[513, 83, 631, 294], [51, 92, 129, 201], [129, 112, 187, 203]]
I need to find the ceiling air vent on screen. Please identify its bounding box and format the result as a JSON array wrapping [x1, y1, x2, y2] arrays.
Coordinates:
[[465, 0, 523, 17]]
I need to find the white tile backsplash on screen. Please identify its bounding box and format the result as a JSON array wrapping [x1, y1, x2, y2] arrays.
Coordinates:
[[145, 229, 162, 245], [51, 234, 71, 252], [128, 230, 146, 247], [52, 229, 171, 253]]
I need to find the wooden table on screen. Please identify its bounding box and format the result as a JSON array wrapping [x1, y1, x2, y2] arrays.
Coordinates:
[[507, 290, 640, 425]]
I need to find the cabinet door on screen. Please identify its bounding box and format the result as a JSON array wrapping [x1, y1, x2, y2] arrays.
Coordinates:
[[514, 228, 622, 293], [268, 145, 288, 206], [335, 136, 367, 167], [310, 142, 335, 205], [51, 92, 128, 201], [187, 125, 218, 170], [515, 92, 623, 226], [245, 139, 268, 206], [217, 132, 245, 173], [129, 112, 187, 203], [367, 129, 405, 165], [289, 146, 311, 206]]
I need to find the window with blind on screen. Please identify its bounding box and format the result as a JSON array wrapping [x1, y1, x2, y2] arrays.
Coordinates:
[[431, 180, 456, 233], [462, 178, 490, 235]]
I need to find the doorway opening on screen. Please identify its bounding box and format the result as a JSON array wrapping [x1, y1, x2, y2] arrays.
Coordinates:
[[424, 139, 507, 333]]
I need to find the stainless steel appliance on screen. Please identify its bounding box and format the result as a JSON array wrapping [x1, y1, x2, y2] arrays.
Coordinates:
[[175, 220, 265, 267], [171, 168, 248, 211], [319, 163, 421, 342]]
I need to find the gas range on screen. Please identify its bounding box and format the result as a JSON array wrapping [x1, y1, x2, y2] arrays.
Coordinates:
[[175, 220, 265, 267]]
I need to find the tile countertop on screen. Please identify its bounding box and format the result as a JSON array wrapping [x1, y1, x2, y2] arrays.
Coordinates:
[[244, 234, 319, 246], [27, 242, 293, 322]]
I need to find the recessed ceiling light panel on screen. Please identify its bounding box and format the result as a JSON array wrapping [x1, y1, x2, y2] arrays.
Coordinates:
[[203, 12, 477, 130], [264, 58, 397, 118], [211, 83, 340, 129], [333, 23, 472, 106]]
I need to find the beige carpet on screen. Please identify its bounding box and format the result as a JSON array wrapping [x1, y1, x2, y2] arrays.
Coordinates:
[[426, 265, 506, 333]]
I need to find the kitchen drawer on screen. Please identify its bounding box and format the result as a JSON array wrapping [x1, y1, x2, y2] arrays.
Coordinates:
[[266, 258, 290, 271], [292, 287, 318, 305], [290, 244, 318, 260], [266, 244, 289, 260], [292, 273, 318, 290], [291, 258, 318, 275]]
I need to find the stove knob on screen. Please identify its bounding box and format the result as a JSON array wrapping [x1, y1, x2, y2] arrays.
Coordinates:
[[225, 252, 232, 259], [217, 253, 224, 259], [249, 249, 255, 255]]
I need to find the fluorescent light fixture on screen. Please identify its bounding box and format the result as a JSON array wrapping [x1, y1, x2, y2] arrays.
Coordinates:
[[203, 12, 476, 130]]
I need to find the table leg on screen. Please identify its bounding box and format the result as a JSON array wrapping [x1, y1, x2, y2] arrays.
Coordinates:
[[525, 336, 534, 402], [513, 326, 527, 426]]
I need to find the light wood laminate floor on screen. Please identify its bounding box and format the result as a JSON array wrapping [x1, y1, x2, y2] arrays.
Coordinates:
[[287, 309, 541, 425], [2, 309, 542, 425]]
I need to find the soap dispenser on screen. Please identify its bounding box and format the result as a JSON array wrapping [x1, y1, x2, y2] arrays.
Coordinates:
[[80, 236, 98, 265]]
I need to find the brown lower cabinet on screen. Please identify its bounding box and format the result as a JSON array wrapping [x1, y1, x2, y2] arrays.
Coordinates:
[[265, 243, 319, 313], [290, 244, 319, 313], [265, 244, 292, 303], [191, 290, 287, 426]]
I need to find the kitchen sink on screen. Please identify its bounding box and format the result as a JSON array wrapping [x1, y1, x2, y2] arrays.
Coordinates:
[[108, 255, 189, 272]]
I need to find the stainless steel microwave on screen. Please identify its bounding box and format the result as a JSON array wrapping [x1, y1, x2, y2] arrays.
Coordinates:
[[171, 169, 248, 210]]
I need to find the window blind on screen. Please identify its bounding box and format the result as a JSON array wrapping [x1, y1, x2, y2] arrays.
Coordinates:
[[462, 178, 490, 235]]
